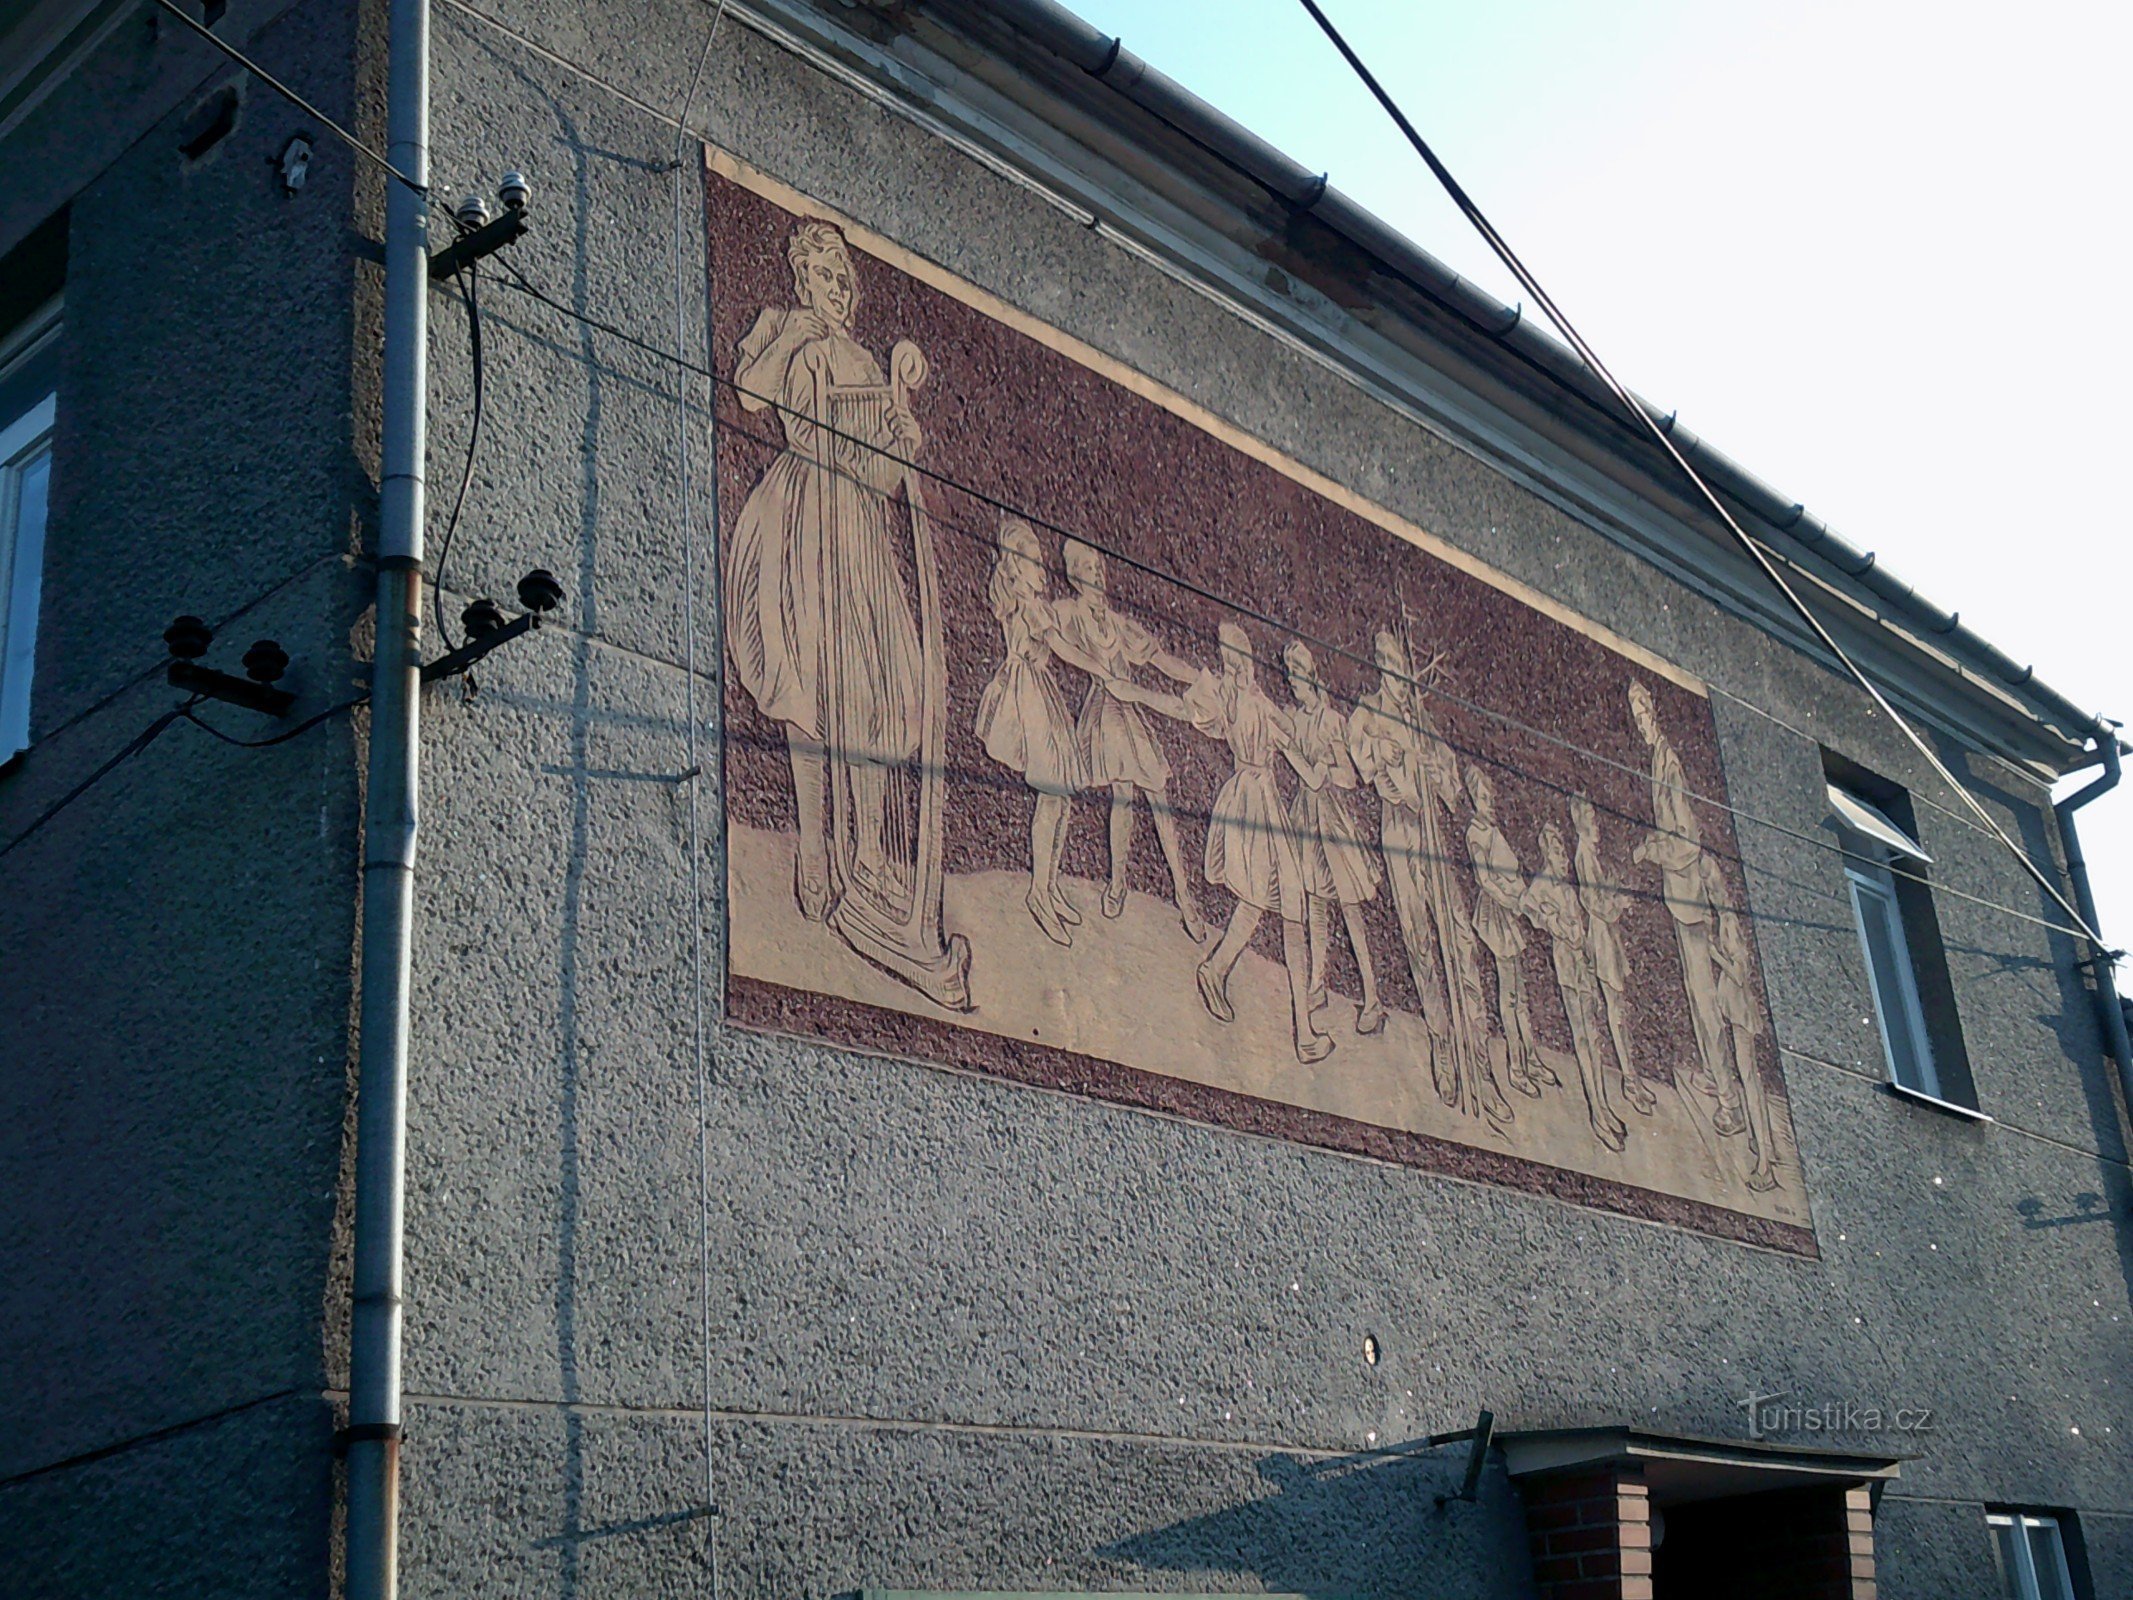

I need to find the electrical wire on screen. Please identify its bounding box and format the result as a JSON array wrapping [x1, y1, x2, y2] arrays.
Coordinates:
[[663, 4, 733, 1595], [0, 685, 365, 881], [1291, 0, 2107, 950], [432, 261, 488, 654], [0, 700, 196, 863], [146, 0, 428, 197], [180, 696, 370, 748], [477, 255, 2095, 944]]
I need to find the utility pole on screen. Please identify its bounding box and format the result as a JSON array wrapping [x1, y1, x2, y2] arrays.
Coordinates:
[[345, 0, 428, 1587]]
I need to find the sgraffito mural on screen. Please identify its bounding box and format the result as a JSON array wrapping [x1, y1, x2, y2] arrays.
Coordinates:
[[705, 147, 1814, 1253]]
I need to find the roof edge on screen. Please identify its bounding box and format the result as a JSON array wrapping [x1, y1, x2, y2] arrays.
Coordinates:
[[919, 0, 2113, 761]]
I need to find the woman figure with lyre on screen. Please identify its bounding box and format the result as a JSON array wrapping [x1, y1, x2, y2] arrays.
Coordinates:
[[727, 218, 924, 919], [725, 219, 969, 1011]]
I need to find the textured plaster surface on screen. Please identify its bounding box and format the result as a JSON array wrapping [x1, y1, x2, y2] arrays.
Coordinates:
[[0, 0, 363, 1583], [389, 10, 2133, 1594], [396, 1397, 1535, 1599], [0, 1393, 337, 1600], [6, 0, 2129, 1594]]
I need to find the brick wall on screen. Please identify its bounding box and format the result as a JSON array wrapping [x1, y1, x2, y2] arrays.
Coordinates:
[[1521, 1468, 1879, 1600], [1520, 1464, 1655, 1600]]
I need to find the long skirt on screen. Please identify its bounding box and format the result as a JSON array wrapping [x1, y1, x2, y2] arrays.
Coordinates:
[[725, 448, 921, 761]]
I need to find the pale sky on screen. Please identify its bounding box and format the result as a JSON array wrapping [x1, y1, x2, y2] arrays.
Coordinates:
[[1069, 0, 2133, 947]]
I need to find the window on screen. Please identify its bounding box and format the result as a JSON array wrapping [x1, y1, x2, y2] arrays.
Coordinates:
[[1990, 1511, 2082, 1600], [1825, 753, 1977, 1109], [0, 297, 57, 766]]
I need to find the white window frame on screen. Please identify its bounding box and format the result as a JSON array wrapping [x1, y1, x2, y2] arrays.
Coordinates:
[[1831, 783, 1941, 1099], [1989, 1510, 2078, 1600], [0, 301, 59, 766]]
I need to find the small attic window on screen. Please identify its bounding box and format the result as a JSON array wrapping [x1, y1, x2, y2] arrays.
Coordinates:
[[1827, 783, 1929, 863]]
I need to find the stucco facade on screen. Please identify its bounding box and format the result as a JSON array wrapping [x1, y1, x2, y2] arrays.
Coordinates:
[[2, 1, 2127, 1596]]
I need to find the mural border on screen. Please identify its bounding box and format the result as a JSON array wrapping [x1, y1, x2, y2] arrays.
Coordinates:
[[702, 143, 1704, 698], [706, 140, 1812, 1255], [731, 975, 1818, 1257]]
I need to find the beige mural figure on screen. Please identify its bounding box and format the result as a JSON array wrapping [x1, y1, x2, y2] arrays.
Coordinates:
[[1570, 795, 1658, 1117], [1466, 765, 1556, 1103], [1280, 642, 1386, 1036], [1350, 629, 1495, 1115], [974, 516, 1114, 948], [1117, 623, 1331, 1063], [1627, 681, 1742, 1134], [1052, 541, 1208, 942], [725, 218, 969, 1009], [1705, 855, 1780, 1191], [1521, 822, 1631, 1152]]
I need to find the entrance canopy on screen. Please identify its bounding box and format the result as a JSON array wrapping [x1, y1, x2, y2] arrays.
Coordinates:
[[1499, 1424, 1905, 1506]]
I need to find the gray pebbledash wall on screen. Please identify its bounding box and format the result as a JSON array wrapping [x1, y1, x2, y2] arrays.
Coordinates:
[[0, 0, 373, 1592], [0, 0, 375, 1595], [2, 0, 2129, 1595]]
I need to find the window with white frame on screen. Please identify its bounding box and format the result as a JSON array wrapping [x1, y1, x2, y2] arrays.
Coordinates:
[[0, 299, 58, 766], [1989, 1510, 2080, 1600], [1824, 757, 1979, 1110], [1832, 780, 1939, 1095]]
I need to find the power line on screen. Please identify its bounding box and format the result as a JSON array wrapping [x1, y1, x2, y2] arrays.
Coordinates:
[[180, 696, 368, 748], [1292, 0, 2106, 949], [0, 700, 193, 862], [476, 256, 2093, 945], [663, 5, 733, 1599], [432, 260, 488, 653], [0, 688, 372, 862]]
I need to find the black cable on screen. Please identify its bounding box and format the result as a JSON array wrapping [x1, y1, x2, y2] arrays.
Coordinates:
[[433, 260, 487, 653], [0, 691, 368, 860], [480, 258, 2093, 943], [0, 702, 195, 863], [180, 697, 369, 749], [1292, 0, 2103, 945]]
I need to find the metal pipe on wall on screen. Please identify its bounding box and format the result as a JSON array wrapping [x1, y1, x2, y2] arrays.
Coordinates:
[[346, 0, 429, 1588], [2056, 730, 2133, 1122]]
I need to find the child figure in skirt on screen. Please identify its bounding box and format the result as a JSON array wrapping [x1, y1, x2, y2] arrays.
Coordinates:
[[974, 517, 1109, 947], [1280, 641, 1386, 1035]]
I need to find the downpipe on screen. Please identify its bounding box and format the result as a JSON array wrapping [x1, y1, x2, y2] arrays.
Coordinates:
[[346, 0, 428, 1590], [2055, 726, 2133, 1124]]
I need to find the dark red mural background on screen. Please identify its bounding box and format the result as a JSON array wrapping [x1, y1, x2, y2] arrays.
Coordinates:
[[706, 158, 1802, 1251]]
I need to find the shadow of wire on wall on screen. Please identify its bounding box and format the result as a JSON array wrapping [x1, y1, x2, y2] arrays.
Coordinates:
[[1095, 1442, 1531, 1598], [1954, 741, 2133, 1322]]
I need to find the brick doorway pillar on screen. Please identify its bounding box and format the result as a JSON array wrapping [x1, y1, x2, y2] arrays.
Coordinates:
[[1520, 1464, 1655, 1600], [1520, 1466, 1877, 1600]]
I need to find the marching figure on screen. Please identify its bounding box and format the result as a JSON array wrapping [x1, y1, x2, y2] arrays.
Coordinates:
[[974, 517, 1110, 947], [1350, 629, 1496, 1114], [1705, 855, 1781, 1192], [1465, 766, 1555, 1100], [1628, 681, 1745, 1135], [1571, 796, 1658, 1117], [1522, 821, 1631, 1153], [1052, 540, 1208, 942], [1281, 641, 1386, 1035]]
